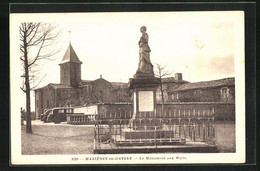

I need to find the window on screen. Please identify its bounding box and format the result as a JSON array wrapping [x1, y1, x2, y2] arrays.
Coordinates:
[[66, 109, 73, 113], [171, 93, 179, 100], [221, 87, 229, 98], [58, 109, 65, 113], [85, 85, 89, 92], [57, 90, 61, 98], [74, 66, 77, 80], [47, 100, 49, 108], [156, 92, 161, 100], [194, 90, 202, 95]]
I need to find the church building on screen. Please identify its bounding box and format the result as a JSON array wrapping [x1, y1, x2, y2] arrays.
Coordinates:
[[34, 43, 131, 119]]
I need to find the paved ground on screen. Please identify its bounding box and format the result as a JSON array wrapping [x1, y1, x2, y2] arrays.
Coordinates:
[[30, 120, 94, 127], [214, 122, 236, 152], [22, 123, 94, 155], [21, 120, 235, 155]]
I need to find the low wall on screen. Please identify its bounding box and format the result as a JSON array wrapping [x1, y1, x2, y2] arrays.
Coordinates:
[[96, 103, 133, 115], [84, 102, 235, 121], [157, 102, 235, 121]]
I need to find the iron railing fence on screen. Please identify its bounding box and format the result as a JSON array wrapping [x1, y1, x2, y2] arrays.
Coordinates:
[[94, 108, 215, 147], [95, 108, 214, 120]]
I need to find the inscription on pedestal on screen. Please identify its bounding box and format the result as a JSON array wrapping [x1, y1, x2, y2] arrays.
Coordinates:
[[134, 92, 137, 113], [138, 91, 154, 112]]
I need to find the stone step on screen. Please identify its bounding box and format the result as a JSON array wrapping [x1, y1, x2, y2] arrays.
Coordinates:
[[121, 129, 181, 139]]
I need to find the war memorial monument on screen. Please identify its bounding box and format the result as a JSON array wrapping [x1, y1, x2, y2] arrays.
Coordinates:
[[93, 26, 217, 154]]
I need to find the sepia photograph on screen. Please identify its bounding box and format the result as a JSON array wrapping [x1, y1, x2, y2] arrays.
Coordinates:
[[10, 11, 245, 164]]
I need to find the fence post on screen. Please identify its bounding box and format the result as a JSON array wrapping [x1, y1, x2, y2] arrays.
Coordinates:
[[170, 123, 172, 142], [173, 124, 175, 138], [94, 124, 96, 149], [207, 122, 210, 138], [98, 125, 100, 143], [119, 119, 122, 136], [193, 123, 196, 141], [213, 121, 215, 137], [154, 126, 157, 148], [129, 120, 132, 143], [198, 120, 201, 138], [183, 123, 186, 139], [188, 123, 191, 140], [179, 118, 181, 137], [203, 123, 205, 141]]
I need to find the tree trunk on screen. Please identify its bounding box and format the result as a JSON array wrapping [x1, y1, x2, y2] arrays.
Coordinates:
[[159, 76, 164, 116], [160, 83, 164, 115], [24, 40, 33, 134]]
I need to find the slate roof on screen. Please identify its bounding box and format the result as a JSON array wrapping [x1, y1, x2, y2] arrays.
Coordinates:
[[171, 77, 235, 91], [48, 83, 73, 89], [35, 79, 130, 91], [80, 78, 128, 89], [34, 83, 73, 90], [60, 43, 82, 64]]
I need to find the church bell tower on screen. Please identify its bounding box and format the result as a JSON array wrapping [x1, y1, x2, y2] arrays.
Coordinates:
[[59, 43, 82, 87]]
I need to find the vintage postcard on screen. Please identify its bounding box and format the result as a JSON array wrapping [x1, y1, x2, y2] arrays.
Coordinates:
[[10, 11, 245, 164]]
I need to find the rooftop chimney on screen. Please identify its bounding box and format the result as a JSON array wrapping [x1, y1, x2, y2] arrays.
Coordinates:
[[175, 73, 182, 83], [100, 75, 102, 79]]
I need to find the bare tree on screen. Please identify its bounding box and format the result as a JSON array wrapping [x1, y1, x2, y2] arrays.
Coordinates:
[[155, 64, 172, 114], [20, 22, 60, 133]]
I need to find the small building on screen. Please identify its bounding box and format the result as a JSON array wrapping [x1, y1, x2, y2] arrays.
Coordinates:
[[156, 73, 189, 102]]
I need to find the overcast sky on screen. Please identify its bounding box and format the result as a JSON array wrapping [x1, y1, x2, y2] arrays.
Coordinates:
[[11, 11, 244, 109]]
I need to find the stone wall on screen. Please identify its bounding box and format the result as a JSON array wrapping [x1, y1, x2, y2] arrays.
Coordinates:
[[56, 89, 81, 107], [35, 87, 55, 119], [96, 103, 133, 115]]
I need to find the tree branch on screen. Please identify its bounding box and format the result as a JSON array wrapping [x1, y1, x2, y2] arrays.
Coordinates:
[[20, 87, 26, 93], [28, 37, 45, 67], [27, 23, 41, 45], [30, 74, 47, 90]]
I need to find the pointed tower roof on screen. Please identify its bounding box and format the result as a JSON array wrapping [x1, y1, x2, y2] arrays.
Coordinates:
[[60, 43, 82, 64]]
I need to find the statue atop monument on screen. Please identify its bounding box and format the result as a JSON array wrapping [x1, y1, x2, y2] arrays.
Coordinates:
[[135, 26, 154, 78]]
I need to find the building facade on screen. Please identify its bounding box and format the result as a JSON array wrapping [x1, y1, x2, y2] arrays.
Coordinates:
[[167, 77, 235, 103]]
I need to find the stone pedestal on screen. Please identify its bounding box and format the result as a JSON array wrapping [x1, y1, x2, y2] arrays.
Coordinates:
[[129, 77, 160, 119], [127, 76, 161, 131]]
